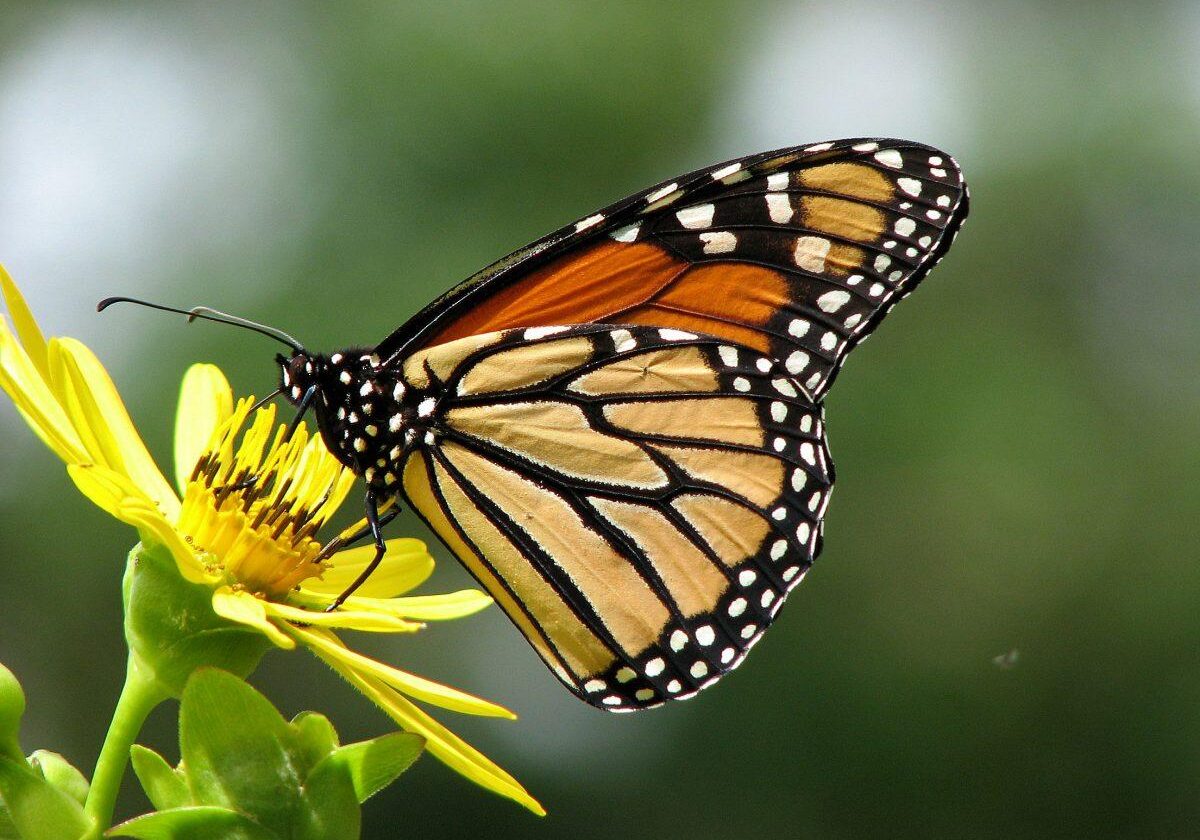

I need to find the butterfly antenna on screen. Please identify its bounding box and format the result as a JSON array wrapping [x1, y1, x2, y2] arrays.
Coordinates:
[[97, 296, 305, 353]]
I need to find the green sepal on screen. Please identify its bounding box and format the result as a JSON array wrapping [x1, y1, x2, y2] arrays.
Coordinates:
[[318, 732, 424, 804], [28, 750, 89, 805], [128, 747, 188, 812], [122, 544, 272, 698], [108, 806, 281, 840], [0, 755, 90, 840], [290, 712, 339, 770], [0, 664, 24, 762]]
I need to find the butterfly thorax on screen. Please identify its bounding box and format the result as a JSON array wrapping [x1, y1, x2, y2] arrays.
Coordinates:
[[279, 349, 437, 494]]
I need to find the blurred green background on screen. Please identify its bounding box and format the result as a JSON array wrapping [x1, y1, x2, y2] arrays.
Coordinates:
[[2, 2, 1199, 837]]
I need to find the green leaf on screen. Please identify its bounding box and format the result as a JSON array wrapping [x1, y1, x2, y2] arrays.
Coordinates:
[[108, 805, 280, 840], [290, 713, 339, 770], [0, 664, 25, 762], [0, 756, 90, 840], [0, 804, 20, 840], [291, 758, 359, 840], [28, 750, 89, 806], [320, 733, 424, 804], [123, 545, 272, 698], [129, 746, 189, 812]]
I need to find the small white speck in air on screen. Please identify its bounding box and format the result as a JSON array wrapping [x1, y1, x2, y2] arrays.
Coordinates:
[[806, 372, 821, 391], [869, 283, 885, 297], [365, 424, 378, 437], [645, 182, 679, 204], [616, 666, 636, 683], [739, 569, 757, 587], [710, 161, 741, 180], [800, 414, 813, 433], [782, 566, 801, 582], [417, 397, 436, 417], [339, 371, 352, 385], [918, 235, 932, 248], [773, 436, 786, 452], [929, 155, 943, 165], [389, 445, 401, 460], [761, 590, 776, 608], [808, 492, 822, 511], [523, 326, 569, 340], [770, 539, 787, 561], [772, 378, 798, 397], [818, 290, 851, 313], [291, 386, 302, 400], [423, 431, 436, 446], [897, 177, 922, 197], [353, 438, 367, 452], [389, 414, 403, 432], [800, 442, 816, 464], [574, 213, 604, 232], [700, 231, 737, 254], [330, 353, 343, 364], [852, 141, 879, 152], [820, 331, 837, 351], [797, 522, 811, 543], [718, 345, 739, 367], [937, 194, 952, 207], [667, 680, 682, 693], [741, 623, 758, 639], [788, 318, 810, 338], [584, 679, 605, 693], [927, 209, 943, 221], [733, 376, 751, 392], [766, 192, 794, 224], [804, 141, 834, 152], [791, 468, 806, 491], [756, 357, 773, 373], [359, 382, 373, 397], [874, 254, 891, 272], [610, 328, 636, 352], [670, 629, 688, 652], [728, 597, 748, 617], [931, 167, 948, 178], [894, 217, 917, 237], [602, 695, 623, 706], [691, 661, 709, 679], [794, 235, 831, 273], [675, 203, 715, 229], [635, 688, 655, 702], [659, 328, 697, 341], [874, 149, 903, 168], [766, 172, 789, 190], [644, 657, 665, 677], [610, 222, 640, 243], [696, 625, 716, 646], [786, 351, 809, 374], [721, 647, 736, 664], [770, 401, 788, 422], [771, 507, 787, 521]]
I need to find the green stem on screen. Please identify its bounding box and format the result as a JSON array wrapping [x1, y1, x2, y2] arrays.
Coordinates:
[[81, 654, 166, 838]]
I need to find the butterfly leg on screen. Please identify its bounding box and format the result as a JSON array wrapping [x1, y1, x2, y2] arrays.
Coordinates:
[[314, 504, 400, 562], [284, 385, 318, 441], [325, 489, 388, 611]]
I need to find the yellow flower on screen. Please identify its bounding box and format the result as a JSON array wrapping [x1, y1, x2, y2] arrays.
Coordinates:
[[0, 266, 543, 815]]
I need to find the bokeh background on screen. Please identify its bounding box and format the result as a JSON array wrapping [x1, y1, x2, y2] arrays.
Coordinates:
[[2, 2, 1198, 837]]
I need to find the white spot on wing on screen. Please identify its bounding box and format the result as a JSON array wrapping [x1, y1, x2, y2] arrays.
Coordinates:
[[710, 162, 741, 180], [610, 328, 636, 352], [766, 192, 794, 223], [675, 203, 715, 229], [874, 149, 903, 168], [897, 177, 922, 196], [717, 345, 739, 367], [766, 172, 789, 190], [574, 213, 604, 232], [610, 223, 640, 242], [817, 290, 851, 312], [646, 182, 678, 204], [894, 217, 917, 237], [699, 231, 737, 254], [794, 236, 831, 272]]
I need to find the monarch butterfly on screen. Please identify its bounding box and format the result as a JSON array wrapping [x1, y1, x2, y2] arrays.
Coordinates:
[[104, 138, 968, 712]]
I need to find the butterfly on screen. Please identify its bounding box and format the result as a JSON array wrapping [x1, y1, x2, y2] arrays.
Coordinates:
[[110, 138, 968, 711]]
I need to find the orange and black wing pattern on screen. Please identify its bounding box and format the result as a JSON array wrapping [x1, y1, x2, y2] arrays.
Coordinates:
[[396, 325, 832, 710], [377, 138, 968, 402]]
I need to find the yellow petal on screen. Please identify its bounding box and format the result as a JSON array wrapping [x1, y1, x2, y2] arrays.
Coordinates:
[[174, 364, 234, 495], [50, 338, 180, 520], [308, 640, 544, 815], [0, 265, 50, 379], [211, 588, 295, 649], [262, 599, 423, 633], [299, 538, 434, 599], [345, 589, 494, 621], [0, 318, 86, 463], [292, 625, 515, 719]]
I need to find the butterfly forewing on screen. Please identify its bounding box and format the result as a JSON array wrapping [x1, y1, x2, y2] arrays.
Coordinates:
[[395, 325, 832, 710], [377, 138, 968, 401]]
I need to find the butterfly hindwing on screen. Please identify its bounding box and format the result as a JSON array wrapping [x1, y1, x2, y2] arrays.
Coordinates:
[[395, 324, 832, 711], [377, 138, 968, 402]]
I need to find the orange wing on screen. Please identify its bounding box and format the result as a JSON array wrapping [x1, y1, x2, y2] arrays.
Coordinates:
[[377, 138, 968, 401]]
